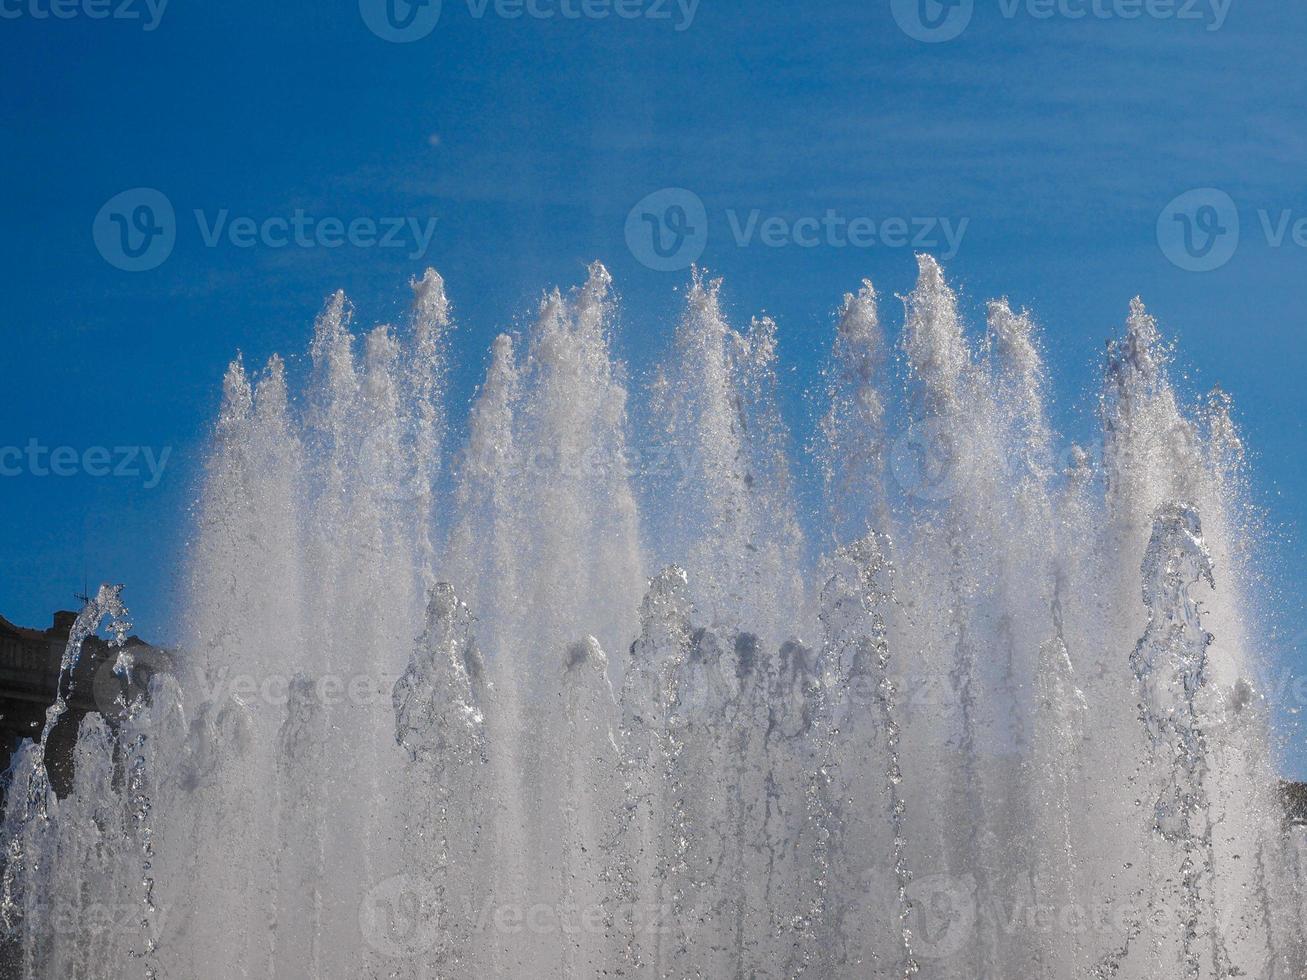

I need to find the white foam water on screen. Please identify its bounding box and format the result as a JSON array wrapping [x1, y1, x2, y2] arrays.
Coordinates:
[[2, 257, 1304, 979]]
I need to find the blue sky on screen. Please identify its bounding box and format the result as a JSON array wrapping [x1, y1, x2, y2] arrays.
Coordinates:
[[2, 0, 1305, 771]]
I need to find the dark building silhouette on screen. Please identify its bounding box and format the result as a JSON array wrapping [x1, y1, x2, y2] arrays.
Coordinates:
[[1285, 781, 1307, 828], [0, 610, 163, 803]]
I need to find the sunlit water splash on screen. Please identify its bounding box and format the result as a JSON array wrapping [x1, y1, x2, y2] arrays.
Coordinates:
[[2, 257, 1304, 979]]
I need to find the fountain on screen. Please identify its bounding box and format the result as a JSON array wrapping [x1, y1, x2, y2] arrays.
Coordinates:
[[1, 256, 1303, 979]]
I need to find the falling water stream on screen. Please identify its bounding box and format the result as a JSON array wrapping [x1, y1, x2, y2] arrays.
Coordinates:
[[2, 257, 1304, 979]]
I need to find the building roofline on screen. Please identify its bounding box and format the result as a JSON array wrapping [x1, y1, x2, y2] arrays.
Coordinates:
[[0, 613, 50, 644]]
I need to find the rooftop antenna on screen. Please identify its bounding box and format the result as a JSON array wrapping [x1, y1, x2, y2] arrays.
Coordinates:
[[75, 563, 90, 608]]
